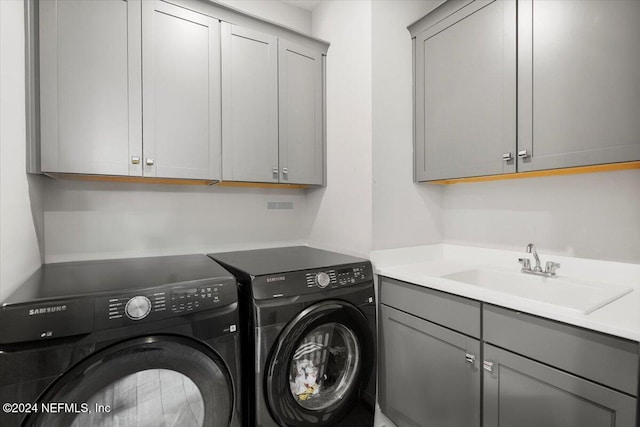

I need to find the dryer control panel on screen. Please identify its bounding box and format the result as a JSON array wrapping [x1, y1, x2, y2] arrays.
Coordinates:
[[94, 278, 236, 330], [252, 262, 373, 300]]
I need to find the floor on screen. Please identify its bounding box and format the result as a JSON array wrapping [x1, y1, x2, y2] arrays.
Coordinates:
[[71, 369, 204, 427]]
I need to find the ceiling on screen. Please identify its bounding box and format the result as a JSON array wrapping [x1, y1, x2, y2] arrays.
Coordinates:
[[280, 0, 321, 11]]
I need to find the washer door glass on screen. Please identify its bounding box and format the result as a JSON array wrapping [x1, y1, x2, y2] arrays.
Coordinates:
[[289, 323, 360, 410], [266, 300, 375, 427], [25, 336, 233, 427]]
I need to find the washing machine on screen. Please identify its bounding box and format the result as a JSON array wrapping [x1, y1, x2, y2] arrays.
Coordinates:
[[0, 255, 241, 427], [209, 246, 376, 427]]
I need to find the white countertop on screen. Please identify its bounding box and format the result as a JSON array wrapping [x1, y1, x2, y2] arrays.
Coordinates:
[[370, 244, 640, 342]]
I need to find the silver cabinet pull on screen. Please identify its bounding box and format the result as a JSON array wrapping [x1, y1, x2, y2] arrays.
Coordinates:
[[281, 167, 288, 180], [272, 167, 278, 179], [131, 156, 140, 165], [502, 152, 512, 161], [517, 150, 529, 159], [465, 353, 476, 365], [146, 158, 154, 166], [483, 361, 494, 373]]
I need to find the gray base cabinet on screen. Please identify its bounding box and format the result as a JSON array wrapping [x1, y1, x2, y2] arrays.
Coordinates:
[[483, 343, 636, 427], [378, 276, 639, 427], [378, 277, 481, 427], [379, 305, 480, 427]]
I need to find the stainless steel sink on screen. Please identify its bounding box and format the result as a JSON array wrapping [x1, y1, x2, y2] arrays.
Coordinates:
[[442, 268, 632, 314]]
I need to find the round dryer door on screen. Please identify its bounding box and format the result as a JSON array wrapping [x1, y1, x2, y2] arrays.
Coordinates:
[[266, 300, 375, 426], [24, 335, 234, 427]]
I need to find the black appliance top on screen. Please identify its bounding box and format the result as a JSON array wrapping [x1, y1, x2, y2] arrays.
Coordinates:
[[208, 246, 367, 277], [0, 255, 239, 345], [2, 254, 234, 307]]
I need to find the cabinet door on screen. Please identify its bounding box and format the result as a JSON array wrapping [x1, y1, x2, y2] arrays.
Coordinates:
[[518, 0, 640, 171], [278, 40, 324, 185], [39, 0, 142, 175], [142, 1, 221, 180], [221, 23, 278, 183], [483, 344, 637, 427], [379, 305, 480, 427], [414, 0, 516, 181]]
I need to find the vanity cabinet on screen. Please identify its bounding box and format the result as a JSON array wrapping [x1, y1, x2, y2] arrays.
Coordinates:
[[409, 0, 640, 182], [221, 24, 324, 185], [483, 305, 638, 427], [378, 276, 639, 427], [378, 277, 481, 427], [38, 0, 142, 176]]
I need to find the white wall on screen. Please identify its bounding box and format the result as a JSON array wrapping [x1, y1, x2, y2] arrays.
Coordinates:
[[215, 0, 312, 34], [442, 169, 640, 263], [306, 0, 373, 257], [43, 180, 311, 262], [0, 0, 45, 301], [371, 0, 443, 251]]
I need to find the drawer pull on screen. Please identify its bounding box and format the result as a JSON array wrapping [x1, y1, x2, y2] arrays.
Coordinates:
[[483, 360, 494, 373], [465, 353, 476, 364]]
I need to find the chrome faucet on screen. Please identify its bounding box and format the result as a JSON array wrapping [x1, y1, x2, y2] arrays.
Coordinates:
[[519, 243, 560, 277], [526, 243, 542, 272]]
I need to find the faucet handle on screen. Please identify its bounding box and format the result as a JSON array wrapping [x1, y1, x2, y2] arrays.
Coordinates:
[[518, 258, 531, 271], [545, 261, 561, 275]]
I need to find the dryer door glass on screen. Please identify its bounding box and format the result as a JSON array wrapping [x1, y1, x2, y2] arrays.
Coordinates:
[[289, 322, 360, 410], [25, 336, 233, 427]]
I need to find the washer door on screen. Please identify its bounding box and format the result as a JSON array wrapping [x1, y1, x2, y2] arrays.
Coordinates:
[[24, 335, 233, 427], [266, 300, 374, 426]]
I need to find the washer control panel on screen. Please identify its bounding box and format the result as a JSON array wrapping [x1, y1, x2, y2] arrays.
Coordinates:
[[252, 262, 373, 299], [95, 278, 236, 330]]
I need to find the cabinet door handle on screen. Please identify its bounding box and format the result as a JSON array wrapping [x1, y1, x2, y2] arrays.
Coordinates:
[[502, 152, 512, 161], [146, 158, 154, 166], [272, 167, 278, 179], [465, 353, 476, 364], [131, 156, 140, 165], [483, 361, 494, 373], [281, 167, 288, 180], [517, 150, 529, 159]]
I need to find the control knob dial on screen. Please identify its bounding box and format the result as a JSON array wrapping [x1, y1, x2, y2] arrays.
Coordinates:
[[315, 272, 331, 288], [125, 296, 152, 320]]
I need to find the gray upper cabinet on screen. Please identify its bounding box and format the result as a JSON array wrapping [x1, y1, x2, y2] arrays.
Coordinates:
[[222, 24, 325, 185], [278, 40, 324, 185], [411, 0, 516, 181], [221, 23, 279, 183], [410, 0, 640, 181], [39, 0, 142, 175], [518, 0, 640, 172], [142, 1, 221, 180]]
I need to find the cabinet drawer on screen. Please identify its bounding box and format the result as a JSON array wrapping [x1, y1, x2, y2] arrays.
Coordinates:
[[484, 305, 639, 396], [379, 276, 481, 338]]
